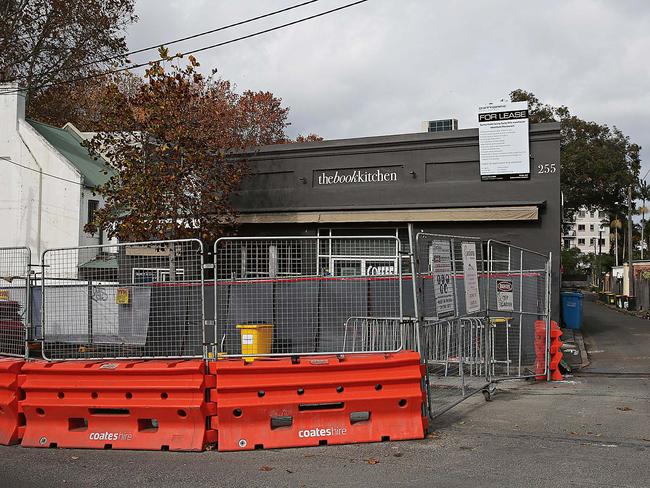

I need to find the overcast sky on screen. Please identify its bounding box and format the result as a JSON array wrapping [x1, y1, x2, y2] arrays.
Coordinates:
[[126, 0, 650, 176]]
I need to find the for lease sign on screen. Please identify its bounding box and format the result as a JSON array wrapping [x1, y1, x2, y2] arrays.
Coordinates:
[[478, 101, 530, 181]]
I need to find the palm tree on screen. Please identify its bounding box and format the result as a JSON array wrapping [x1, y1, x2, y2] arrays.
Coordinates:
[[638, 179, 650, 259]]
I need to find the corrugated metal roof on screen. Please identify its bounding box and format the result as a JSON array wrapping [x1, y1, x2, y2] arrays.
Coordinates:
[[27, 120, 113, 188]]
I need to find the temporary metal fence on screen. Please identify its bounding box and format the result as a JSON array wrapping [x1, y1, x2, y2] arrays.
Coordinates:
[[486, 240, 552, 381], [0, 247, 31, 357], [41, 239, 205, 360], [7, 230, 551, 416], [410, 232, 491, 416], [213, 236, 404, 357], [408, 231, 552, 417]]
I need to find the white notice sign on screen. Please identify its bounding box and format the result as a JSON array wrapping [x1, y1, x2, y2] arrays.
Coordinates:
[[496, 279, 514, 312], [430, 240, 455, 318], [478, 101, 530, 181], [461, 242, 481, 314]]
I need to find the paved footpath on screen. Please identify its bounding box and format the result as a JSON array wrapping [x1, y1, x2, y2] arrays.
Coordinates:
[[1, 301, 648, 488]]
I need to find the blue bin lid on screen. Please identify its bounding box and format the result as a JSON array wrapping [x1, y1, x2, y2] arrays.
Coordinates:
[[561, 291, 583, 298]]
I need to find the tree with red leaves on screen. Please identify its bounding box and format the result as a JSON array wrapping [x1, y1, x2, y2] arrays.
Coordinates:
[[84, 50, 313, 242]]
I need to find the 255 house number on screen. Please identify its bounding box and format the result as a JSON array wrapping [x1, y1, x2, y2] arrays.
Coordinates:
[[537, 163, 557, 174]]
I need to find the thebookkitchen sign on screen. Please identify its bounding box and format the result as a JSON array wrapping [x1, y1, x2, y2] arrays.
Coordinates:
[[314, 167, 399, 186]]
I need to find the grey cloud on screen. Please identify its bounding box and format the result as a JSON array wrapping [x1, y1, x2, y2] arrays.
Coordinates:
[[127, 0, 649, 173]]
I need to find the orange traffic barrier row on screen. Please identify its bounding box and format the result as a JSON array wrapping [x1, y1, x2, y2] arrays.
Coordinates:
[[20, 359, 216, 451], [209, 351, 427, 451], [0, 358, 25, 445]]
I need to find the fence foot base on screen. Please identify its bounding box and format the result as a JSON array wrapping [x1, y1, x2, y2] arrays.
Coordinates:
[[482, 383, 497, 402]]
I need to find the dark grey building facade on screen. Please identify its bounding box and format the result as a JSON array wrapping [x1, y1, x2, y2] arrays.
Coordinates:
[[230, 122, 561, 319]]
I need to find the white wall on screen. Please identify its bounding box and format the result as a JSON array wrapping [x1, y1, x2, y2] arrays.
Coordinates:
[[0, 82, 82, 262]]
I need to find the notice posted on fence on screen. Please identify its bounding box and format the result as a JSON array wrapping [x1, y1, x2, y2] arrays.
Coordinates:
[[496, 279, 514, 312], [461, 242, 481, 313], [430, 239, 455, 318]]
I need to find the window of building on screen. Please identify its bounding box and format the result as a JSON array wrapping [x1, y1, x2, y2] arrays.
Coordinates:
[[578, 224, 585, 231], [316, 228, 402, 276], [590, 238, 595, 245], [578, 239, 585, 245], [87, 199, 99, 225], [590, 224, 595, 231], [427, 119, 458, 132], [578, 211, 586, 218], [600, 238, 606, 245]]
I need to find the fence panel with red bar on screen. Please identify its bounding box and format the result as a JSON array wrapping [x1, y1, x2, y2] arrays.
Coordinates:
[[209, 351, 426, 451], [20, 359, 216, 451], [40, 239, 205, 360], [213, 236, 407, 359]]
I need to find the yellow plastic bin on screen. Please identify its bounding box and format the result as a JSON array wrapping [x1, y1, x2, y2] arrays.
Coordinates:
[[236, 324, 273, 362]]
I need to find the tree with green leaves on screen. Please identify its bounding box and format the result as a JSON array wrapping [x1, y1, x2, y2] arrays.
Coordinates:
[[509, 90, 641, 215]]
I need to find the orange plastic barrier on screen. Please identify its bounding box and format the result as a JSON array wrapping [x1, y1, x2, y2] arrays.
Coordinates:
[[20, 359, 216, 451], [0, 358, 25, 445], [535, 320, 564, 381], [209, 351, 427, 451], [534, 320, 547, 380], [549, 321, 564, 381]]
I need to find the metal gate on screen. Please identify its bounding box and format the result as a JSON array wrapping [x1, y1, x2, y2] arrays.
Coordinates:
[[411, 232, 491, 417], [0, 247, 31, 358], [410, 231, 552, 418], [486, 240, 552, 381], [41, 239, 205, 360], [213, 236, 405, 358]]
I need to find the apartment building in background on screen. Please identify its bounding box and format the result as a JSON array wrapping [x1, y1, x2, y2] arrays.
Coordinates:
[[563, 208, 610, 254]]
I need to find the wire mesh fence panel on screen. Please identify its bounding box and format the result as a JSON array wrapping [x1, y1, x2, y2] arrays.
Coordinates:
[[0, 247, 31, 357], [411, 233, 490, 418], [213, 236, 404, 357], [41, 240, 204, 360], [486, 240, 551, 380], [420, 317, 490, 417]]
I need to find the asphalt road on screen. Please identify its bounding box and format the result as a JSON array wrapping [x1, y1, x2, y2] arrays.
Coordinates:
[[581, 296, 650, 374], [1, 300, 648, 487]]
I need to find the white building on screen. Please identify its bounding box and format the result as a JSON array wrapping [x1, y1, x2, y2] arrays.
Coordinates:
[[562, 208, 610, 254], [0, 82, 112, 261]]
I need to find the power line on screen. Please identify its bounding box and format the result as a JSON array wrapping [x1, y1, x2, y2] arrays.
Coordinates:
[[0, 155, 89, 186], [10, 1, 320, 84], [0, 0, 368, 97]]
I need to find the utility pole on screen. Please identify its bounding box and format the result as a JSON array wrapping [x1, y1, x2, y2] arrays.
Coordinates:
[[593, 237, 597, 287], [598, 229, 603, 289], [628, 185, 635, 298]]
